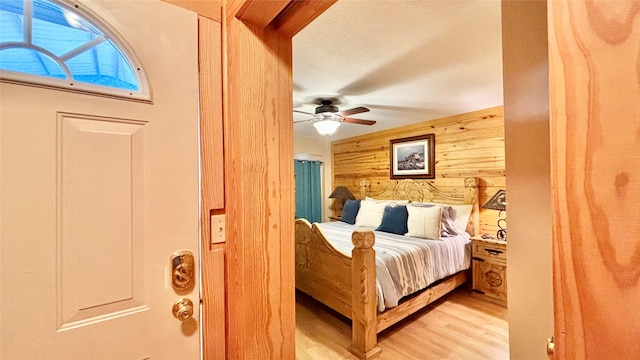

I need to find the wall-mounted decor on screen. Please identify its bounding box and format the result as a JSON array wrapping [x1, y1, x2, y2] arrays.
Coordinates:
[[390, 134, 435, 179]]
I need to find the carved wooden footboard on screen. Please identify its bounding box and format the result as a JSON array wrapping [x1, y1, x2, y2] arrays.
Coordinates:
[[295, 219, 382, 358], [295, 177, 480, 359], [295, 219, 353, 319]]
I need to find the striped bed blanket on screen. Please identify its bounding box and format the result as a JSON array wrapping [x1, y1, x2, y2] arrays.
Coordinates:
[[315, 221, 471, 312]]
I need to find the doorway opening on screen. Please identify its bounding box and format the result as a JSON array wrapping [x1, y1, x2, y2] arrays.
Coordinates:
[[291, 1, 510, 358]]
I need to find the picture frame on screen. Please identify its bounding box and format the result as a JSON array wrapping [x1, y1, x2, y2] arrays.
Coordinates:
[[389, 134, 435, 179]]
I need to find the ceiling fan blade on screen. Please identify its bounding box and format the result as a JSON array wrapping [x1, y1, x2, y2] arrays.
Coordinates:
[[343, 117, 376, 126], [293, 109, 315, 116], [338, 106, 370, 117], [293, 118, 315, 124]]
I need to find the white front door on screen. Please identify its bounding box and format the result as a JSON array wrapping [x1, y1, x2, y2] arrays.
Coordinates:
[[0, 1, 200, 359]]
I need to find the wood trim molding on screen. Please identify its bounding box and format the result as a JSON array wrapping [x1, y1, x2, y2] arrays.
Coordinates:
[[226, 0, 290, 28], [201, 246, 226, 358], [271, 0, 338, 37], [198, 16, 225, 244], [225, 0, 246, 23], [226, 0, 336, 38], [198, 15, 226, 360], [161, 0, 222, 22]]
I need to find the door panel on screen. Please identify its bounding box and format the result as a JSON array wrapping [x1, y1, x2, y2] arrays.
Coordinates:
[[58, 113, 147, 329], [549, 0, 640, 358], [0, 1, 200, 359]]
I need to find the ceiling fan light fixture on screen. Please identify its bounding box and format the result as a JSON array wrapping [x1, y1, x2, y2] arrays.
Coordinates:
[[293, 97, 375, 133], [313, 119, 340, 135]]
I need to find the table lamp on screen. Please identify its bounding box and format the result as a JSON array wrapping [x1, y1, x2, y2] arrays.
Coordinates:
[[482, 189, 507, 240], [328, 186, 355, 217]]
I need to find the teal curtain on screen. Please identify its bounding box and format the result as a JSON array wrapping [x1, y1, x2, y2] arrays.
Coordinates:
[[294, 160, 323, 223]]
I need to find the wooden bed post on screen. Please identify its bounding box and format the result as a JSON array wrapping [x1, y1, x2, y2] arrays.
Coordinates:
[[464, 177, 480, 236], [359, 179, 371, 199], [350, 230, 382, 359]]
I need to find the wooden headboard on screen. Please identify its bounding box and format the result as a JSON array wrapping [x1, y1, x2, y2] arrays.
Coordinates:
[[358, 177, 480, 236]]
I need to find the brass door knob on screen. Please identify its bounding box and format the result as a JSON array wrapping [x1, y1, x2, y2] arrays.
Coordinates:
[[172, 298, 194, 321], [547, 336, 555, 357]]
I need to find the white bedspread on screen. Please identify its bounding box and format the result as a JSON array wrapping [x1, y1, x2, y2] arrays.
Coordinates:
[[315, 221, 471, 312]]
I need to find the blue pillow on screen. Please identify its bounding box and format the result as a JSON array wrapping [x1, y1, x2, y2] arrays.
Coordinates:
[[341, 199, 361, 224], [375, 205, 408, 235]]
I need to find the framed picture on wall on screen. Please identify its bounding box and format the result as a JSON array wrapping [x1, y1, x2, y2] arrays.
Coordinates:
[[390, 134, 435, 179]]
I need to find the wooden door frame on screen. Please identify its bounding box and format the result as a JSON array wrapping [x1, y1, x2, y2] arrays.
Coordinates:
[[169, 1, 640, 359], [501, 1, 554, 359], [162, 1, 336, 358], [547, 0, 640, 358]]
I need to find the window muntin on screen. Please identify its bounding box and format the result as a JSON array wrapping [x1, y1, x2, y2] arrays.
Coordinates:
[[0, 0, 150, 101], [1, 47, 66, 79]]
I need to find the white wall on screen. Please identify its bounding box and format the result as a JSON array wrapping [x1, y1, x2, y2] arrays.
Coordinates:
[[293, 136, 332, 222], [502, 1, 554, 359]]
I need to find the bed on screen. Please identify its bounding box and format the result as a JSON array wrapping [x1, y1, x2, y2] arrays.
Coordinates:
[[295, 177, 480, 359]]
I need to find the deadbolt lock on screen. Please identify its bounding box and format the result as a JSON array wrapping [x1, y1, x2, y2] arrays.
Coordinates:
[[169, 250, 195, 291]]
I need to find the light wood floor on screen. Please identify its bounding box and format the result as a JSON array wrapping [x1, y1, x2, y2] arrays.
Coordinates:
[[296, 288, 509, 360]]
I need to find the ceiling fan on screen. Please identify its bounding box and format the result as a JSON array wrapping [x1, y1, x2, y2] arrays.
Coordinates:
[[293, 97, 376, 135]]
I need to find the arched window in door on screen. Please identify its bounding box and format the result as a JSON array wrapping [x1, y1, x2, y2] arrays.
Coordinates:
[[0, 0, 150, 101]]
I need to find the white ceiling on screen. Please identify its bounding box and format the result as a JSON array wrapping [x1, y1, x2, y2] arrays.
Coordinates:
[[292, 0, 504, 141]]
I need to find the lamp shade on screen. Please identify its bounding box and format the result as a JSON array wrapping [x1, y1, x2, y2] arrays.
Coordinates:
[[313, 119, 340, 135], [328, 186, 355, 200], [483, 189, 506, 211]]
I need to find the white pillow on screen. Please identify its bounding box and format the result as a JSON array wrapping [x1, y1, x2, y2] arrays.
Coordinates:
[[415, 202, 473, 234], [405, 205, 443, 240], [450, 204, 473, 233], [355, 200, 388, 228]]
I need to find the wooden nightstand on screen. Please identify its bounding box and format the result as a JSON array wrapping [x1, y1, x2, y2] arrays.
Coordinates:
[[328, 216, 342, 222], [471, 236, 507, 306]]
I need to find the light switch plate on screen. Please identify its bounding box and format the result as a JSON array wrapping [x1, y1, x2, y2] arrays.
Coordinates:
[[211, 214, 226, 244]]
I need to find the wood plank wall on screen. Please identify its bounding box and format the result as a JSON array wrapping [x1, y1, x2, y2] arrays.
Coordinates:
[[332, 106, 505, 235]]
